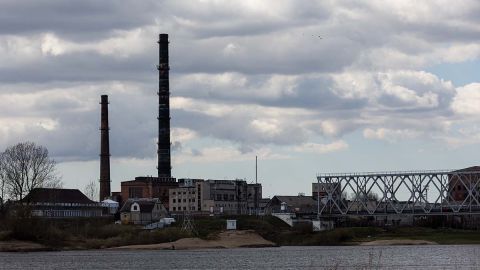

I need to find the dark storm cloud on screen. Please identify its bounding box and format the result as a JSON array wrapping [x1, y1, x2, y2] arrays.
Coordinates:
[[0, 51, 156, 83], [0, 0, 162, 39], [165, 1, 330, 39]]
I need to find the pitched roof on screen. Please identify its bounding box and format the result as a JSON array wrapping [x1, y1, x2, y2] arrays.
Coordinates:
[[272, 195, 317, 207], [453, 166, 480, 172], [21, 188, 96, 204], [119, 198, 161, 213]]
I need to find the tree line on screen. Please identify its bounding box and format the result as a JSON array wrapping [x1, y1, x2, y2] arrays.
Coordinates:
[[0, 142, 62, 205]]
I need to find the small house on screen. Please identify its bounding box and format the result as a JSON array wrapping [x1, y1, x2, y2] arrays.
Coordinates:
[[265, 195, 317, 215], [120, 198, 168, 225]]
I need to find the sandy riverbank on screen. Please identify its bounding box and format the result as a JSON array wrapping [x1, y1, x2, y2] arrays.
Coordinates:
[[360, 239, 438, 246], [112, 230, 276, 250]]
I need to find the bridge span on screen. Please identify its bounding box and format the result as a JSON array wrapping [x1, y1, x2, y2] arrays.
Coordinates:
[[316, 167, 480, 217]]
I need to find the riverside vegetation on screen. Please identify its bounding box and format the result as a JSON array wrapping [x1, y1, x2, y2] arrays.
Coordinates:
[[3, 211, 480, 251]]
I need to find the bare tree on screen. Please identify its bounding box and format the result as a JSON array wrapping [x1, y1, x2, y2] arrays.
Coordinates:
[[350, 191, 379, 202], [0, 142, 62, 201], [83, 180, 98, 201]]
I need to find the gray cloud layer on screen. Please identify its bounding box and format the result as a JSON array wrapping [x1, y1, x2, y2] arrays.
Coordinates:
[[0, 0, 479, 162]]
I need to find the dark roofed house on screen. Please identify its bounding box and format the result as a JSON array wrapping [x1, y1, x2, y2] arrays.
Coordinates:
[[120, 198, 168, 225], [19, 188, 103, 218], [265, 195, 317, 215]]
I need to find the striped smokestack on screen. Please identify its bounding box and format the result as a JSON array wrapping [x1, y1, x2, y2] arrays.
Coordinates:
[[99, 95, 111, 200], [157, 33, 172, 179]]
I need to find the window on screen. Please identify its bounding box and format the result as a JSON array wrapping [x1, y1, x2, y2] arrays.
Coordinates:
[[183, 207, 186, 210], [173, 207, 176, 211], [183, 199, 186, 202], [173, 199, 176, 203], [129, 187, 143, 198]]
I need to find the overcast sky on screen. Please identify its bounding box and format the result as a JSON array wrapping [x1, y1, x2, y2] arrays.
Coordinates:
[[1, 0, 480, 197]]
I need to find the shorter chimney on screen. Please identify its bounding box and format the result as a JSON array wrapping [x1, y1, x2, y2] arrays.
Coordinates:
[[99, 95, 111, 201]]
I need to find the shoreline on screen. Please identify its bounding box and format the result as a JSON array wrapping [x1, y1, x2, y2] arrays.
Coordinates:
[[0, 237, 442, 253], [0, 240, 53, 252], [0, 230, 464, 252], [111, 230, 277, 251], [359, 239, 438, 246]]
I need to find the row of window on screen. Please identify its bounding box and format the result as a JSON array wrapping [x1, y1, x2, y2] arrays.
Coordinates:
[[26, 202, 98, 207], [215, 204, 247, 208], [215, 194, 236, 201], [172, 191, 196, 195], [172, 198, 196, 203], [32, 210, 102, 217], [172, 206, 196, 211]]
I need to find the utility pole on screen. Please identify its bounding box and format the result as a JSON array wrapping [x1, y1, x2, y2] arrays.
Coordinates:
[[181, 184, 196, 235]]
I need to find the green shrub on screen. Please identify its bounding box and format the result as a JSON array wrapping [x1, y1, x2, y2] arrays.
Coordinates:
[[0, 230, 12, 241]]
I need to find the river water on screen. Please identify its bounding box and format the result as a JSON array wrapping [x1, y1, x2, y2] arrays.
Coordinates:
[[1, 245, 479, 269]]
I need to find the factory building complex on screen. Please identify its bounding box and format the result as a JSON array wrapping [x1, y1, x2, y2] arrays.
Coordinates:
[[11, 33, 480, 231]]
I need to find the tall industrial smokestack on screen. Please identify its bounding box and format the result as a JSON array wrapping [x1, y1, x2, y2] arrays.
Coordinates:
[[157, 33, 172, 179], [99, 95, 111, 201]]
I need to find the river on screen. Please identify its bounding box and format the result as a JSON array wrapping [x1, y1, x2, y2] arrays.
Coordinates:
[[1, 245, 479, 269]]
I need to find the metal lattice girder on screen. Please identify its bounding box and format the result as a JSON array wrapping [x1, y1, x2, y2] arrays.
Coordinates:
[[316, 169, 480, 217]]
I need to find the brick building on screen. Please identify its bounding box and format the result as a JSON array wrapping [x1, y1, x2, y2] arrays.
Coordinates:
[[120, 176, 178, 209], [449, 166, 480, 202]]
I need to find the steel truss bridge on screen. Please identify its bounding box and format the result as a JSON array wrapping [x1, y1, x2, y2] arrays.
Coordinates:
[[316, 169, 480, 217]]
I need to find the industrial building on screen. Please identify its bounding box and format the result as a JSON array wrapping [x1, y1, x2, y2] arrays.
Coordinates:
[[98, 34, 267, 220], [20, 188, 104, 218], [116, 34, 178, 209], [120, 177, 178, 210], [168, 179, 264, 215], [449, 166, 480, 202]]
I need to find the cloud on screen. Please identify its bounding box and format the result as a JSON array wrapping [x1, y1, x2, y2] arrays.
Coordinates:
[[451, 83, 480, 115], [0, 0, 479, 164], [363, 128, 422, 142], [293, 140, 348, 154]]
